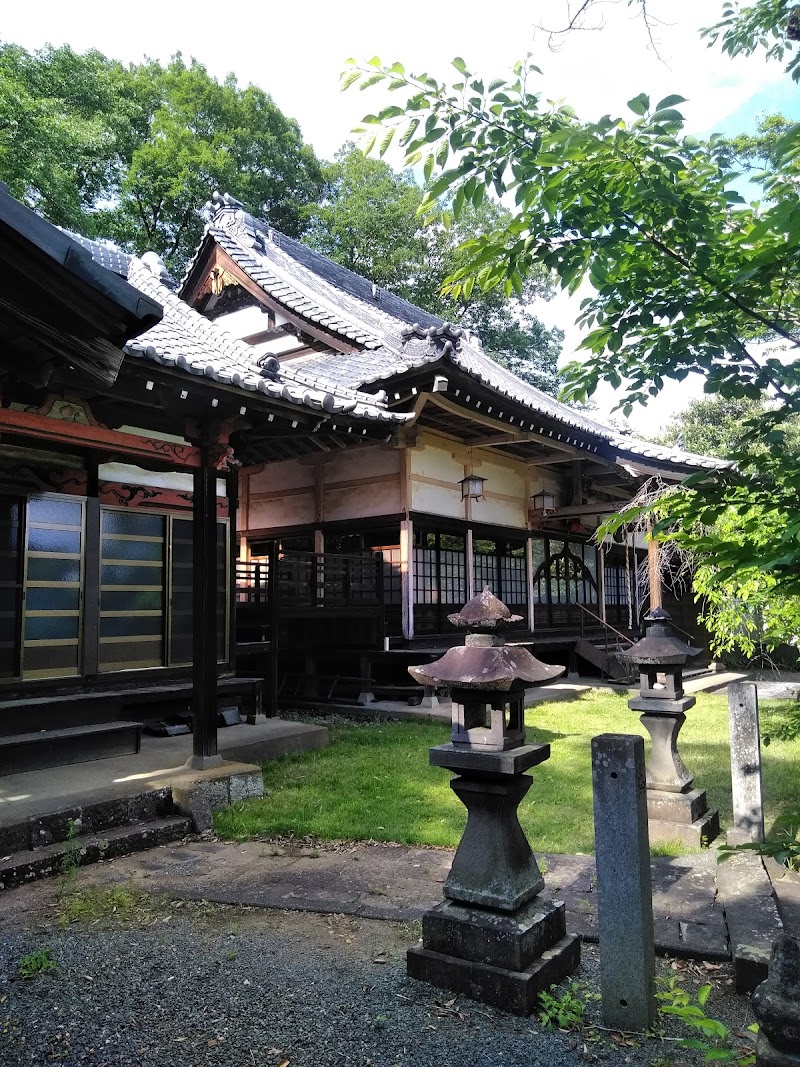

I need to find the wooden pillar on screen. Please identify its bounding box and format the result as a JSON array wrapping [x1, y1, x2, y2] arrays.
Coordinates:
[[266, 539, 279, 717], [82, 456, 100, 677], [226, 470, 238, 675], [525, 538, 535, 631], [465, 527, 475, 601], [188, 447, 223, 769], [598, 545, 607, 624], [400, 518, 414, 641]]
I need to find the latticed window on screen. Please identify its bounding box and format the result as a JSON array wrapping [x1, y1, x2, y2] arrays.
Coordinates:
[[412, 529, 466, 632], [530, 536, 600, 627], [0, 492, 229, 680], [473, 536, 527, 609]]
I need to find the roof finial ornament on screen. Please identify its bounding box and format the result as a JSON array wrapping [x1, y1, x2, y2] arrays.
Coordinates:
[[401, 321, 464, 358], [140, 251, 176, 289], [257, 352, 280, 379]]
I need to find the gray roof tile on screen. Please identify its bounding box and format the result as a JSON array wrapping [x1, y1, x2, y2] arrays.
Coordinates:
[[121, 259, 408, 425]]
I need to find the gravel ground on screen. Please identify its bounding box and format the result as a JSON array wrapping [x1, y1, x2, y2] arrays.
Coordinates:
[[0, 901, 757, 1067]]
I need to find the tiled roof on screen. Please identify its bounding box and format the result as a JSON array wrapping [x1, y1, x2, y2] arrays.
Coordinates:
[[61, 231, 134, 279], [122, 258, 409, 425], [193, 199, 725, 474]]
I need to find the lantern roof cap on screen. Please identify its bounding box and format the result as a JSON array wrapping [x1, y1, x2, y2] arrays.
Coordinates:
[[447, 587, 523, 631], [409, 644, 564, 691], [620, 608, 703, 667]]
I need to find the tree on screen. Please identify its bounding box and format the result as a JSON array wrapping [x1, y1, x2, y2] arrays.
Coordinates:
[[113, 55, 322, 269], [0, 43, 145, 232], [303, 143, 426, 296], [656, 395, 784, 457], [305, 145, 565, 394], [342, 24, 800, 593], [0, 44, 323, 271]]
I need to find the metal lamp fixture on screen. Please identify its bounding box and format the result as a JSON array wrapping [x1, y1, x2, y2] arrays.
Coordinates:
[[530, 491, 558, 513], [460, 473, 486, 500]]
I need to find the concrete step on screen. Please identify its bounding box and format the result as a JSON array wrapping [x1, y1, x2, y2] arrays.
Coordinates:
[[0, 815, 193, 891]]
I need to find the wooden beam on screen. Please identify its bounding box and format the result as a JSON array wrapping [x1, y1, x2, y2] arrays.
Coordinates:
[[526, 452, 582, 468], [0, 405, 205, 469], [550, 501, 630, 518]]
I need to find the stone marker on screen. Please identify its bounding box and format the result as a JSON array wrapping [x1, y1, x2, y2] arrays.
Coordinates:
[[592, 733, 656, 1032], [728, 681, 765, 844], [752, 934, 800, 1065]]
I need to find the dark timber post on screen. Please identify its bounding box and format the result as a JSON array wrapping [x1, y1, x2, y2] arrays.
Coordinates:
[[82, 454, 100, 678], [187, 444, 223, 769], [267, 539, 279, 717], [226, 470, 238, 676]]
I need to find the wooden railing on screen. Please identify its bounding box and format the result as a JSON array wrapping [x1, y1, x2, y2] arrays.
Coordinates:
[[575, 602, 635, 648], [236, 550, 384, 609]]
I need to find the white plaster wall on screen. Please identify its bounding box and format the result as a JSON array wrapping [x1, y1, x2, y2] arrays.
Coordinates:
[[248, 490, 315, 531], [244, 458, 314, 532], [322, 446, 400, 521], [410, 435, 534, 529], [242, 446, 401, 531]]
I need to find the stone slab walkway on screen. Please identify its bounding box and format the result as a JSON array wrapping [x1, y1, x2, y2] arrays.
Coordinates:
[[86, 837, 784, 979]]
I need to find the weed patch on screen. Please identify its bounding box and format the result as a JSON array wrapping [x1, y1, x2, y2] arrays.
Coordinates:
[[57, 884, 155, 928], [17, 948, 57, 979]]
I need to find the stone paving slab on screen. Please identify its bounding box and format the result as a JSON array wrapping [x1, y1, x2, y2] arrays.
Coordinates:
[[103, 838, 735, 959], [717, 851, 785, 991]]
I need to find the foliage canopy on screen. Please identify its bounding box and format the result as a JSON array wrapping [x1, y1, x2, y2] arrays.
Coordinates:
[[342, 10, 800, 597], [0, 43, 323, 271]]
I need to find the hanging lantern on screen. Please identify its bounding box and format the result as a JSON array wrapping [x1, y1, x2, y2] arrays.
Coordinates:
[[460, 473, 486, 500], [530, 491, 558, 514]]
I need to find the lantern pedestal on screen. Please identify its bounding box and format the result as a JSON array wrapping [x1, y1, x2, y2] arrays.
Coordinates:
[[633, 697, 720, 848], [620, 609, 719, 849], [407, 741, 581, 1014]]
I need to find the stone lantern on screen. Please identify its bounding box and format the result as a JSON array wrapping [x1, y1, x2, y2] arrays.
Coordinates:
[[620, 608, 719, 847], [405, 587, 581, 1014]]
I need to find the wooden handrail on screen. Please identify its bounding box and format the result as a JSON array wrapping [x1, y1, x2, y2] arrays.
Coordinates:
[[574, 603, 634, 647]]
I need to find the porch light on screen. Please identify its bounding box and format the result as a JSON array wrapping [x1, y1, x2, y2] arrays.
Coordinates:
[[460, 473, 486, 500], [530, 491, 558, 513]]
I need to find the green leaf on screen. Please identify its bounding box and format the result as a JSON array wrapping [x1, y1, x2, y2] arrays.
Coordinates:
[[655, 94, 688, 109], [340, 70, 361, 91], [378, 126, 396, 156], [651, 109, 685, 125], [627, 93, 650, 116], [697, 983, 712, 1007]]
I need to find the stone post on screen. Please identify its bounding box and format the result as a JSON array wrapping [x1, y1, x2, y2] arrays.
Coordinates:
[[592, 734, 656, 1032], [728, 681, 765, 844]]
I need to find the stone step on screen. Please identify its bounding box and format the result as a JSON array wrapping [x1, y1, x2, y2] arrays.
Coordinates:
[[0, 788, 175, 854], [0, 815, 193, 891]]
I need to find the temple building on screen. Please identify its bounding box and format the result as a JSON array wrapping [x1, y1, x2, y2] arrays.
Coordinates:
[[183, 195, 721, 658], [0, 183, 721, 766]]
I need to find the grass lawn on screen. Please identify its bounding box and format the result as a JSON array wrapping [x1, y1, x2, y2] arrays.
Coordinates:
[[214, 689, 800, 854]]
